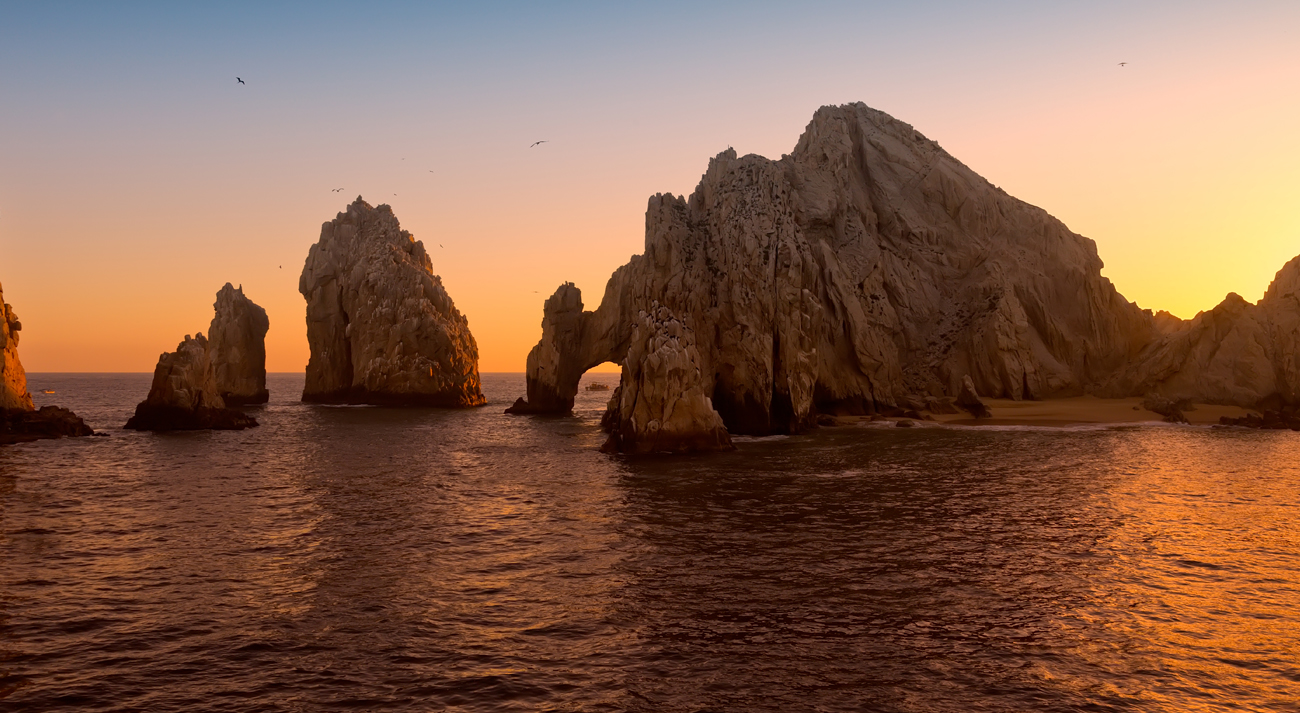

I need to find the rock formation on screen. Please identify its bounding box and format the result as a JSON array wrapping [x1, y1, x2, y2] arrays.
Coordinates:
[[1, 284, 34, 412], [598, 302, 732, 454], [511, 103, 1158, 444], [955, 375, 992, 419], [300, 198, 485, 406], [124, 333, 258, 431], [1105, 256, 1300, 410], [1, 280, 95, 443], [208, 283, 269, 405]]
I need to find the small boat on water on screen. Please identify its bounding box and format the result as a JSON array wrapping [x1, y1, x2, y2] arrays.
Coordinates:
[[41, 389, 56, 394], [585, 382, 611, 392]]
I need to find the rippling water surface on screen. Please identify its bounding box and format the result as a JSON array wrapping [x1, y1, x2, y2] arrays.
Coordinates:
[[3, 373, 1299, 712]]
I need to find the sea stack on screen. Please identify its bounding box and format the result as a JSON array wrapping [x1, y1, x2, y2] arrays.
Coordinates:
[[124, 333, 258, 431], [511, 103, 1157, 446], [208, 283, 270, 405], [299, 198, 485, 406], [1, 280, 95, 444]]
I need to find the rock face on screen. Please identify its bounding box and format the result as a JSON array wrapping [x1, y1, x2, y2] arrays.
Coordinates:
[[208, 283, 269, 405], [0, 280, 95, 444], [955, 375, 992, 419], [599, 302, 732, 454], [300, 198, 485, 407], [1105, 256, 1300, 409], [1, 282, 34, 412], [124, 333, 258, 431], [512, 103, 1157, 442]]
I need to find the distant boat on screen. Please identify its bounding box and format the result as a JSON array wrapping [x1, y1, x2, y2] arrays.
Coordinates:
[[41, 389, 56, 394], [585, 382, 611, 392]]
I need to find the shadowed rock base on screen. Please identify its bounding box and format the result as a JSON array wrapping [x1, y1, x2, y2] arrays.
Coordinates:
[[1, 406, 95, 445], [1219, 410, 1300, 431], [304, 388, 480, 408], [124, 404, 258, 431]]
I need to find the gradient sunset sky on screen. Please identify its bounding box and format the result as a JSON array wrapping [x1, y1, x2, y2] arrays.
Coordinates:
[[2, 1, 1297, 373]]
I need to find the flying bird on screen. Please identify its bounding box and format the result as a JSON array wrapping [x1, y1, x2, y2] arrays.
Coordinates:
[[1118, 62, 1127, 67], [237, 77, 245, 84], [530, 140, 548, 148]]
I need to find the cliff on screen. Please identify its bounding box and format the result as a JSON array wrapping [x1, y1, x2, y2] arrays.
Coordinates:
[[1, 282, 34, 411], [300, 198, 485, 406], [513, 103, 1158, 442], [0, 280, 94, 443], [209, 283, 270, 405], [1105, 256, 1300, 409]]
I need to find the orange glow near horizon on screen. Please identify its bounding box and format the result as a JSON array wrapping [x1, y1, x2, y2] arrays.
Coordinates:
[[2, 4, 1297, 374]]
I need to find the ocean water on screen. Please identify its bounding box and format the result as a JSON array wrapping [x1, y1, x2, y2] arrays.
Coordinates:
[[2, 372, 1299, 712]]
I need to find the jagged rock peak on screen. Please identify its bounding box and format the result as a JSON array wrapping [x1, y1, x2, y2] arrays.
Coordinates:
[[209, 283, 270, 405], [513, 102, 1157, 441], [1, 280, 34, 411], [124, 332, 258, 431], [299, 197, 485, 406]]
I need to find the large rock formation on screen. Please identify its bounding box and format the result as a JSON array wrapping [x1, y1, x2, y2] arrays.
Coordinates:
[[300, 198, 485, 406], [598, 302, 732, 454], [1, 283, 34, 412], [0, 280, 94, 443], [124, 333, 258, 431], [208, 283, 270, 405], [1105, 256, 1300, 409], [512, 103, 1158, 441]]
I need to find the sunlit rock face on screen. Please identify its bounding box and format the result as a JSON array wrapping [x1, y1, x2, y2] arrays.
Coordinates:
[[1106, 255, 1300, 408], [512, 103, 1157, 437], [599, 302, 732, 455], [300, 198, 485, 406], [208, 283, 269, 405], [1, 281, 34, 412], [124, 333, 257, 431]]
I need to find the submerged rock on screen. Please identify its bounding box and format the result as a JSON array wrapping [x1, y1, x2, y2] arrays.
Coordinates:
[[209, 283, 269, 405], [124, 333, 258, 431], [300, 198, 485, 406], [599, 303, 732, 455], [1, 406, 94, 445], [0, 280, 95, 444]]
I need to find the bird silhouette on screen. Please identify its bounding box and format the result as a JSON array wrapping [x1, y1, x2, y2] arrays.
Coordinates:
[[530, 140, 548, 148], [1118, 62, 1127, 67], [237, 77, 245, 84]]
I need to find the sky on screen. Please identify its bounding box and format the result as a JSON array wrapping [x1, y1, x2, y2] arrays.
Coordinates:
[[1, 1, 1297, 373]]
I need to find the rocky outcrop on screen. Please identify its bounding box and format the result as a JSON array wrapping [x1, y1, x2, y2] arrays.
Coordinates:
[[955, 375, 991, 419], [598, 303, 732, 454], [0, 280, 95, 444], [300, 198, 485, 407], [1, 407, 95, 445], [2, 282, 34, 412], [1105, 256, 1300, 409], [511, 103, 1157, 438], [209, 283, 269, 405], [124, 334, 258, 431]]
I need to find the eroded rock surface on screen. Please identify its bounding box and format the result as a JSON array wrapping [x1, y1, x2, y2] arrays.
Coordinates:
[[0, 280, 94, 444], [1105, 256, 1300, 409], [956, 375, 991, 419], [512, 103, 1157, 438], [1, 282, 34, 412], [599, 302, 732, 454], [209, 283, 269, 405], [124, 333, 258, 431], [300, 198, 485, 406]]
